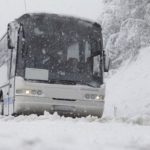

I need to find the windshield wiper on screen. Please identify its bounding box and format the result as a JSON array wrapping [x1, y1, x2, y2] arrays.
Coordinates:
[[49, 79, 97, 87], [77, 82, 96, 88]]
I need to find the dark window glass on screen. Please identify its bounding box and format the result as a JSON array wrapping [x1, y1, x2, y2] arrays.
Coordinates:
[[16, 14, 103, 87]]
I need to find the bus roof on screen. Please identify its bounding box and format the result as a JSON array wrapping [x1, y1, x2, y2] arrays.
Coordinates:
[[16, 13, 102, 31]]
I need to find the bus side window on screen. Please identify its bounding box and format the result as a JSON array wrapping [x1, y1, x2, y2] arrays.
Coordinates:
[[16, 27, 25, 76], [10, 50, 17, 78], [0, 64, 9, 86], [0, 34, 10, 81]]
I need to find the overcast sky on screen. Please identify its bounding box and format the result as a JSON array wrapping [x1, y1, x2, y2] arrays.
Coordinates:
[[0, 0, 103, 37]]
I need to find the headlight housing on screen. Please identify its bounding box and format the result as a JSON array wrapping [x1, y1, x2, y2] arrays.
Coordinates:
[[84, 94, 104, 101], [16, 89, 43, 96]]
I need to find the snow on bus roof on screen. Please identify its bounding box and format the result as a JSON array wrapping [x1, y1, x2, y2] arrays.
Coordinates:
[[16, 12, 101, 29]]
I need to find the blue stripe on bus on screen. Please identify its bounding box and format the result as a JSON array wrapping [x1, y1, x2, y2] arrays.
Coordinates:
[[3, 98, 14, 104]]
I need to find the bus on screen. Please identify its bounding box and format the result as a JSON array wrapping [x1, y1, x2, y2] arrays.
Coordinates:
[[0, 13, 109, 117]]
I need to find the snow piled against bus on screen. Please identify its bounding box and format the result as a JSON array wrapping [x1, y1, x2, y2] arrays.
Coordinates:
[[104, 46, 150, 118]]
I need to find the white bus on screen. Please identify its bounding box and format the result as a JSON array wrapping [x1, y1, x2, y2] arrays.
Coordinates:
[[0, 13, 109, 117]]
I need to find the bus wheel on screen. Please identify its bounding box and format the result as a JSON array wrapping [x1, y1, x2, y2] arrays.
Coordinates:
[[0, 90, 4, 115]]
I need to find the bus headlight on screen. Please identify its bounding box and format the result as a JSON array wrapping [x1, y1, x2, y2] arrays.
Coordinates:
[[95, 95, 104, 100], [84, 94, 104, 101], [16, 89, 43, 96], [25, 90, 30, 95]]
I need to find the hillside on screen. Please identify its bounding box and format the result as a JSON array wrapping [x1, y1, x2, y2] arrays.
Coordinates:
[[100, 0, 150, 68]]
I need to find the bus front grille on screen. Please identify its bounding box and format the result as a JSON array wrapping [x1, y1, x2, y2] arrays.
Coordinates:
[[52, 98, 76, 101]]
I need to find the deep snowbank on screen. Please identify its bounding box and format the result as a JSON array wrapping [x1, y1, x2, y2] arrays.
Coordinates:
[[0, 113, 150, 150], [104, 46, 150, 118]]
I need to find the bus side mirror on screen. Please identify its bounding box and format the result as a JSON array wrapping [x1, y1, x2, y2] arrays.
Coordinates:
[[7, 24, 14, 49], [7, 22, 20, 49], [103, 50, 110, 72]]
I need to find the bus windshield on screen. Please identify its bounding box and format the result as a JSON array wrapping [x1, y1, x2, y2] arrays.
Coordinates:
[[16, 14, 102, 87]]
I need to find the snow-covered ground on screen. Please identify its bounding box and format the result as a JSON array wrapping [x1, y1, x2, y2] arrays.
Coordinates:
[[0, 113, 150, 150]]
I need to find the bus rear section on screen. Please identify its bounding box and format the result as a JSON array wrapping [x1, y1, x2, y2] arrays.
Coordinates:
[[0, 13, 109, 117]]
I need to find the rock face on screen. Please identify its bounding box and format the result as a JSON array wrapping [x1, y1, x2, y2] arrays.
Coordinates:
[[100, 0, 150, 68]]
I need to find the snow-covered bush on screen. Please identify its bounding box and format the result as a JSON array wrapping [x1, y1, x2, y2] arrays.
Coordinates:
[[106, 18, 150, 68], [144, 3, 150, 25], [100, 0, 150, 68]]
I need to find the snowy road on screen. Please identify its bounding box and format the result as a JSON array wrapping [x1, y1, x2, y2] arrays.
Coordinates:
[[0, 113, 150, 150]]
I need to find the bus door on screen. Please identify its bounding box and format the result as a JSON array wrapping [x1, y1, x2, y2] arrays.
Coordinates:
[[7, 48, 17, 115]]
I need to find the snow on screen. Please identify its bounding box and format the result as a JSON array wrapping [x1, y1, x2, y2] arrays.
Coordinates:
[[0, 113, 150, 150], [104, 46, 150, 118], [101, 0, 150, 68], [1, 0, 150, 149]]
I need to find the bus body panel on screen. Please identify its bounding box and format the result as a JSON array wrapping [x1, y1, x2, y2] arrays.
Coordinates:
[[14, 76, 105, 117], [0, 22, 18, 115], [14, 95, 104, 117]]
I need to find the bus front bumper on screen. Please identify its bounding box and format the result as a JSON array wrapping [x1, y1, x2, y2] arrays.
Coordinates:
[[14, 95, 104, 117]]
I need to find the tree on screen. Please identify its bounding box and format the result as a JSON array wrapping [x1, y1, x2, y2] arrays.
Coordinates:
[[100, 0, 150, 68]]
